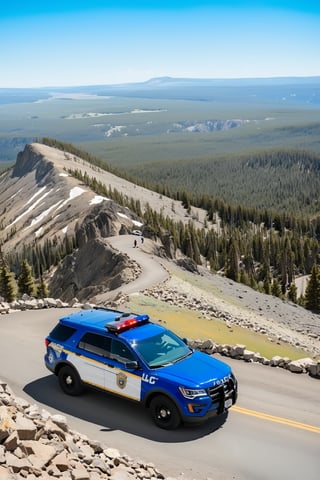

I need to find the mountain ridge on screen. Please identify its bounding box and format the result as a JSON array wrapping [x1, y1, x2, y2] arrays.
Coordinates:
[[1, 75, 320, 92]]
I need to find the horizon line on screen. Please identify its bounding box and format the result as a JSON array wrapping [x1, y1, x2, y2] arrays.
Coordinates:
[[1, 74, 320, 90]]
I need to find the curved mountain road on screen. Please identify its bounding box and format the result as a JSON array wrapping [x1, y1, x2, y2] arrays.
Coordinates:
[[95, 235, 169, 302]]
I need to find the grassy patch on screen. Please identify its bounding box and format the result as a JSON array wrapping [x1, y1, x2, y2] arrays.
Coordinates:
[[126, 294, 311, 361]]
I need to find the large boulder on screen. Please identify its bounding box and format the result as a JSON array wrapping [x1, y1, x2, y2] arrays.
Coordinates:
[[287, 357, 316, 374]]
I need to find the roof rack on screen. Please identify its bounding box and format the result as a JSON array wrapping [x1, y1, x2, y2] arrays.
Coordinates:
[[93, 306, 125, 314]]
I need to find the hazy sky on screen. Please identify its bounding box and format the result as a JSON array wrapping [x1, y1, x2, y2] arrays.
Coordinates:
[[1, 0, 320, 88]]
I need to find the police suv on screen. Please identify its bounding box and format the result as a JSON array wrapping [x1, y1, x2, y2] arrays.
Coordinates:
[[45, 308, 238, 429]]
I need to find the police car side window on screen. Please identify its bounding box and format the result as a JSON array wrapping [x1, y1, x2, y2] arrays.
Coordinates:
[[110, 339, 135, 363], [78, 332, 111, 357]]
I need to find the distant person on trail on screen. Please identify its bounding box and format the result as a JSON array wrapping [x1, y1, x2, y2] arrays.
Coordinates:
[[133, 239, 137, 248], [141, 236, 144, 244]]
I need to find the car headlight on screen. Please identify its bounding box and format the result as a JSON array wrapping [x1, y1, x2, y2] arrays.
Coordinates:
[[179, 386, 207, 399]]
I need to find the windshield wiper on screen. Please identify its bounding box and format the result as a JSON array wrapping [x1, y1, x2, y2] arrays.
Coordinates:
[[151, 361, 174, 369], [150, 350, 192, 368], [172, 351, 192, 364]]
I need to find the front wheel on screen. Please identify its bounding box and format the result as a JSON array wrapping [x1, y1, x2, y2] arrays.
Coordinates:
[[150, 395, 181, 430], [58, 365, 83, 396]]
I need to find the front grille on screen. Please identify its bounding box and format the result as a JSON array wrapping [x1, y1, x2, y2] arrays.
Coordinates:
[[207, 377, 235, 413]]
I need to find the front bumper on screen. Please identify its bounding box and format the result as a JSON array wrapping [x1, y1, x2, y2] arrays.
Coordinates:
[[179, 379, 238, 424]]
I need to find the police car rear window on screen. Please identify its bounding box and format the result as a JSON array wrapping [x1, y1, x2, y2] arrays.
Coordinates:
[[49, 324, 76, 342]]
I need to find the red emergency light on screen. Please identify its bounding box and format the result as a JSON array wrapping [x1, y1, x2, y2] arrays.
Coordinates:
[[106, 314, 149, 333]]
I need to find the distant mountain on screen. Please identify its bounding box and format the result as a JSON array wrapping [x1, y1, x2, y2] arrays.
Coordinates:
[[141, 76, 320, 87], [1, 75, 319, 104], [96, 75, 320, 104]]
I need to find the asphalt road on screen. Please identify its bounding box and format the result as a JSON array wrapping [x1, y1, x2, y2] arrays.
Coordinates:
[[1, 308, 319, 480], [94, 235, 169, 303]]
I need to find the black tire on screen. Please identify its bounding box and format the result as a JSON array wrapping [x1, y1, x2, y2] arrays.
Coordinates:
[[58, 365, 83, 396], [150, 395, 181, 430]]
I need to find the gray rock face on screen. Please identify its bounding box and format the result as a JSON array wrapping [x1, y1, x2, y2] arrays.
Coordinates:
[[48, 202, 142, 301], [12, 145, 54, 186], [49, 237, 141, 302], [76, 204, 123, 247]]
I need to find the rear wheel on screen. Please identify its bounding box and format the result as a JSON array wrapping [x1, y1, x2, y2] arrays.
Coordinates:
[[58, 365, 83, 396], [150, 395, 181, 430]]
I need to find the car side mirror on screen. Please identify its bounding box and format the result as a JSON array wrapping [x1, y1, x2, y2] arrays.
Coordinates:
[[125, 361, 139, 370]]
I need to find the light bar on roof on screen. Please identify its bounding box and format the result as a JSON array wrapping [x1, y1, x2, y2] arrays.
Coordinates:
[[106, 314, 149, 333]]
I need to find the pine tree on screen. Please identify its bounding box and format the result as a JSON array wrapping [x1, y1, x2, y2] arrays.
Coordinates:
[[18, 259, 36, 297], [184, 233, 194, 260], [0, 266, 17, 302], [271, 278, 282, 298], [226, 239, 240, 282], [304, 264, 320, 313], [263, 271, 272, 295], [287, 283, 298, 303], [240, 268, 250, 286], [249, 274, 258, 290], [37, 275, 49, 298]]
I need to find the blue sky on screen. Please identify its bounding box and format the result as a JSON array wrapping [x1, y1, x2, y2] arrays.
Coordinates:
[[1, 1, 319, 87]]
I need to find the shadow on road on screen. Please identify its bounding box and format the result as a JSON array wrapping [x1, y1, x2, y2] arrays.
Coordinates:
[[24, 375, 228, 443]]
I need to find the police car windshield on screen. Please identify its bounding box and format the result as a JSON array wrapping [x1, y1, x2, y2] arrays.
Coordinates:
[[134, 330, 191, 368]]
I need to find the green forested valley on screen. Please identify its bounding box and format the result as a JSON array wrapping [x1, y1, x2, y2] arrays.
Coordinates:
[[125, 148, 320, 215]]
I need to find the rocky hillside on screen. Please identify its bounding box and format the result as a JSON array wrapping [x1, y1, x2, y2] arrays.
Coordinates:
[[0, 142, 145, 251], [0, 142, 208, 301]]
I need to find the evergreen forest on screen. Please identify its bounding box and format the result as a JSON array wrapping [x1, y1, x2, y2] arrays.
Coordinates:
[[124, 148, 320, 215]]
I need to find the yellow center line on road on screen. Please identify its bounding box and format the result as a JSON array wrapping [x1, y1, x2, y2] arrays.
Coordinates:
[[231, 405, 320, 434]]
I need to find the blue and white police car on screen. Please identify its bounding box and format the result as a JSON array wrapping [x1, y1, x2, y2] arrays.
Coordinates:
[[45, 308, 238, 429]]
